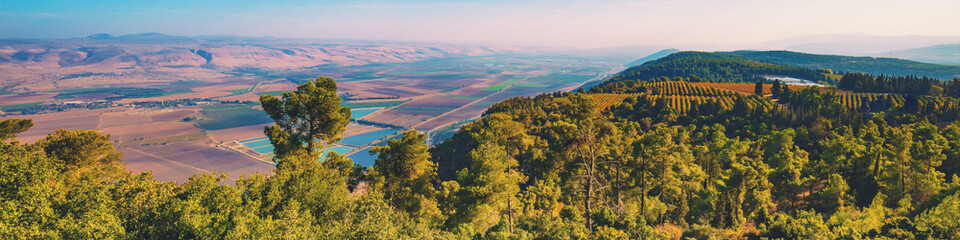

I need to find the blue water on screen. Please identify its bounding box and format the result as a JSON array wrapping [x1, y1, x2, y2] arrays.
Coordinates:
[[241, 137, 357, 157], [348, 149, 379, 167], [243, 139, 272, 149], [239, 136, 268, 143], [252, 145, 274, 154], [341, 129, 397, 146], [319, 146, 355, 159], [350, 108, 382, 119]]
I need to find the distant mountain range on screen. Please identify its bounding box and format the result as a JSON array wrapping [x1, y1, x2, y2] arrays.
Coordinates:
[[754, 34, 960, 66], [0, 33, 525, 93], [881, 44, 960, 66]]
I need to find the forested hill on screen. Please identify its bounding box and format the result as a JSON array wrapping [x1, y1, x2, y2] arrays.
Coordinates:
[[725, 50, 960, 80], [603, 50, 960, 89], [605, 51, 832, 85]]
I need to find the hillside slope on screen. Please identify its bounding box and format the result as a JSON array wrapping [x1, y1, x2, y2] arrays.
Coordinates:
[[606, 51, 829, 84], [882, 44, 960, 66], [0, 33, 522, 92], [726, 50, 960, 80]]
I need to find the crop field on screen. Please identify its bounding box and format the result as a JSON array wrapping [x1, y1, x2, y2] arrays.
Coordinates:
[[8, 108, 111, 142], [0, 102, 43, 112], [116, 133, 208, 148], [341, 124, 384, 137], [341, 129, 398, 147], [526, 72, 598, 87], [482, 76, 523, 91], [207, 123, 272, 143], [3, 52, 624, 183], [350, 108, 382, 119], [53, 87, 193, 100], [116, 82, 256, 103], [415, 102, 489, 130], [690, 82, 819, 95], [394, 96, 475, 112], [100, 112, 155, 128], [0, 92, 56, 106], [121, 142, 274, 183], [151, 109, 198, 122], [361, 110, 430, 128], [101, 121, 202, 142], [197, 105, 274, 130], [342, 100, 408, 109], [589, 93, 643, 111]]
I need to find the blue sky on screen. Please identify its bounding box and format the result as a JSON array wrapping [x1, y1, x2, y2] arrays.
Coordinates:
[[2, 0, 959, 48]]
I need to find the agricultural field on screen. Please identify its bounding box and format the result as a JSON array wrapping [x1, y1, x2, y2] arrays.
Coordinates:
[[690, 82, 819, 95], [350, 108, 382, 119], [9, 108, 115, 142], [121, 142, 274, 183], [2, 50, 624, 183], [341, 129, 398, 147], [589, 93, 642, 111], [101, 121, 202, 142], [196, 105, 274, 130]]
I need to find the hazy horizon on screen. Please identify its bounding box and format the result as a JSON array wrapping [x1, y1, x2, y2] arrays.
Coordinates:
[[3, 0, 960, 49]]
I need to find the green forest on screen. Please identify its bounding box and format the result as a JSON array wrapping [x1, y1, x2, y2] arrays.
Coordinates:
[[724, 51, 960, 80], [607, 51, 834, 85], [3, 70, 960, 239], [610, 50, 960, 87]]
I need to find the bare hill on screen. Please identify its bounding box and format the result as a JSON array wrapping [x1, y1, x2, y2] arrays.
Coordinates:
[[0, 33, 524, 92]]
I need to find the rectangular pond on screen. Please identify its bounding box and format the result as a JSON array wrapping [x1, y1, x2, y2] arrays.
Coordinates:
[[242, 139, 272, 149], [252, 145, 274, 154], [320, 146, 355, 159], [341, 129, 397, 147]]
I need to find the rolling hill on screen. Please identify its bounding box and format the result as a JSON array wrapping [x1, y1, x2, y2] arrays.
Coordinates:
[[603, 50, 960, 88], [0, 33, 524, 93], [606, 51, 830, 84], [725, 50, 960, 80], [882, 44, 960, 66]]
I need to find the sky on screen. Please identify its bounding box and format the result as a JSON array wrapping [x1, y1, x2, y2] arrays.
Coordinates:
[[2, 0, 960, 48]]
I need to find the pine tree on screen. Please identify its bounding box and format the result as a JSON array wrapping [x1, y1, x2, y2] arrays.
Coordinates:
[[755, 80, 764, 95], [771, 80, 782, 98]]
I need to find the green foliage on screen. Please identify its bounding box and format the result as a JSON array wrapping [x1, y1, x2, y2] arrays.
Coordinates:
[[606, 51, 829, 84], [761, 211, 835, 240], [914, 191, 960, 239], [260, 76, 351, 158], [53, 87, 193, 100], [369, 130, 442, 223], [446, 142, 524, 233], [0, 118, 33, 142], [727, 50, 960, 80], [755, 80, 763, 95], [0, 102, 43, 113], [837, 72, 940, 95]]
